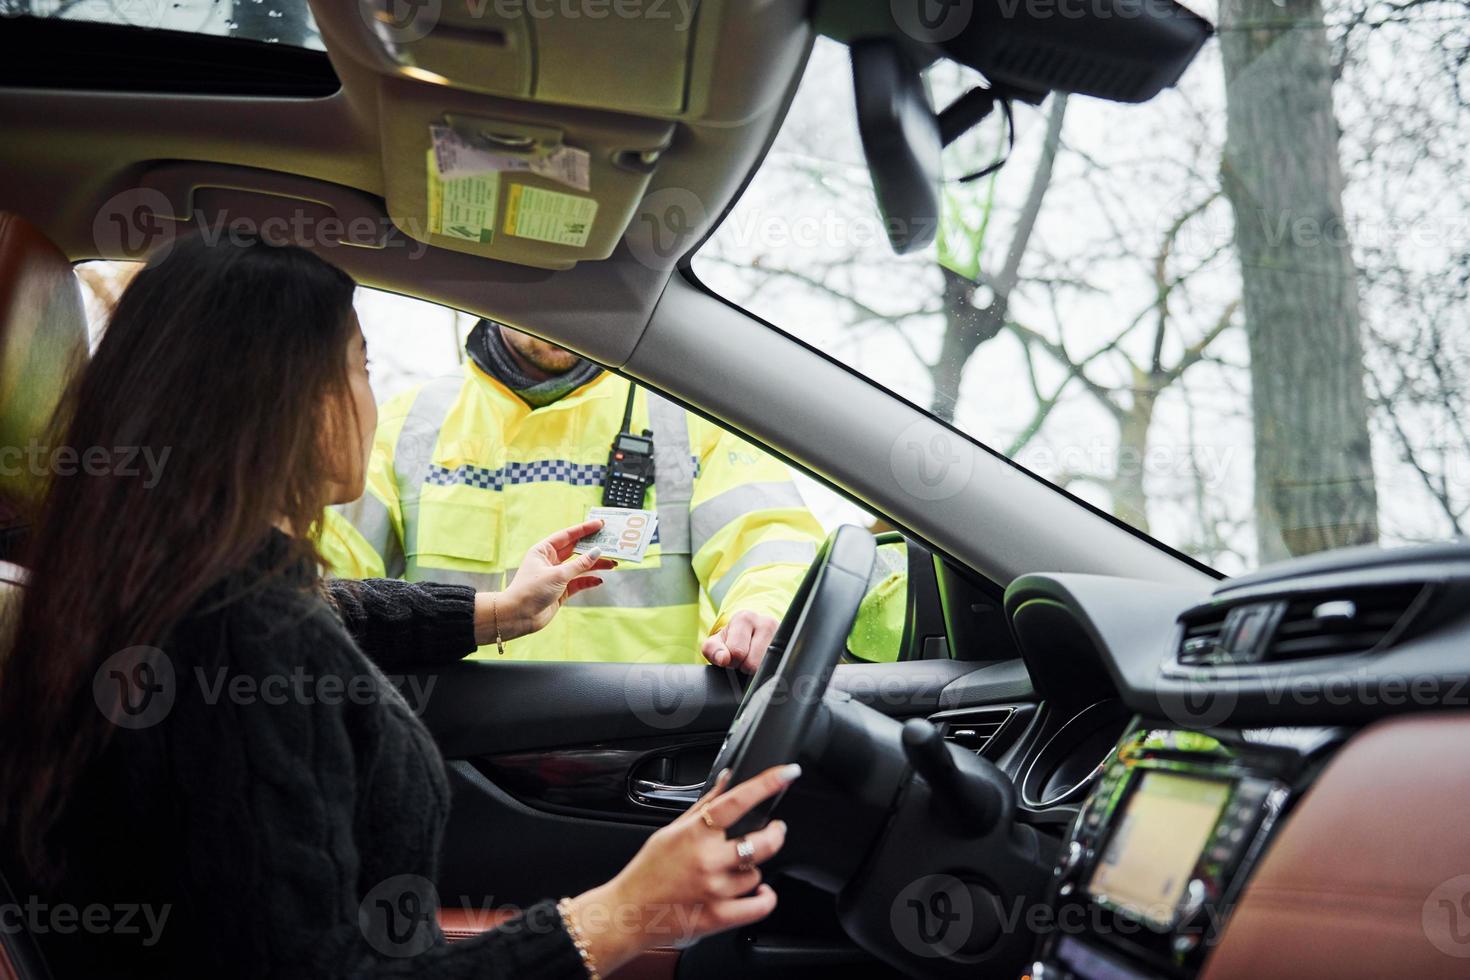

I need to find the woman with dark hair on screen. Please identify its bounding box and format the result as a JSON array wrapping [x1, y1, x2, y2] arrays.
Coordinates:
[[0, 235, 796, 978]]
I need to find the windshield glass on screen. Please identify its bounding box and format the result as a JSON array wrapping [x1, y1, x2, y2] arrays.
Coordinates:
[[693, 6, 1470, 575], [12, 0, 324, 48]]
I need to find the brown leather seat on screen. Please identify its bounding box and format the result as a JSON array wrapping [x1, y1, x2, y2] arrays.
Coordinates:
[[438, 908, 679, 979], [0, 212, 84, 980], [0, 211, 88, 561]]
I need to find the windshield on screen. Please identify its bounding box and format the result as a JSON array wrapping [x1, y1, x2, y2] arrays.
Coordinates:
[[693, 6, 1470, 575], [12, 0, 324, 48]]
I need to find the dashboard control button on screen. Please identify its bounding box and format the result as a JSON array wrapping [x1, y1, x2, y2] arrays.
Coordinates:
[[1179, 878, 1210, 923], [1057, 840, 1084, 879]]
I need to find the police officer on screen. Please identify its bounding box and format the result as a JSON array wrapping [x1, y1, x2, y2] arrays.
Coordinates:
[[321, 319, 825, 672]]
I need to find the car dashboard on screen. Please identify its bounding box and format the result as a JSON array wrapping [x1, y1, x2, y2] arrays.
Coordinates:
[[996, 542, 1470, 980]]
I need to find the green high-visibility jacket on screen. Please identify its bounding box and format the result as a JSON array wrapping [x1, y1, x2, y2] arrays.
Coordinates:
[[321, 364, 827, 662]]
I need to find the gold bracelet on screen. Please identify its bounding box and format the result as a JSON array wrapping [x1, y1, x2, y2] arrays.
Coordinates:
[[491, 593, 507, 656], [556, 897, 602, 980]]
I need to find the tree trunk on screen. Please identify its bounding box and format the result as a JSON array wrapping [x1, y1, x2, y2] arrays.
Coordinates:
[[930, 269, 1004, 422], [1112, 372, 1160, 532], [1219, 0, 1378, 563], [929, 95, 1068, 423]]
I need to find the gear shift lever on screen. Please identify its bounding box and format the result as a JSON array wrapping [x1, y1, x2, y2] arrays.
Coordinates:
[[901, 718, 1011, 836]]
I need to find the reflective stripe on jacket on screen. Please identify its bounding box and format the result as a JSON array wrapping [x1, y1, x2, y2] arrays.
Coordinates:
[[319, 365, 824, 662]]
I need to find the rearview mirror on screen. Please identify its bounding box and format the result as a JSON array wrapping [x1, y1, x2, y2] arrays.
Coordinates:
[[851, 39, 942, 255], [838, 1, 1212, 256]]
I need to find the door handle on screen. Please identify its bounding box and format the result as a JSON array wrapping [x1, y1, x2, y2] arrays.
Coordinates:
[[631, 779, 703, 809]]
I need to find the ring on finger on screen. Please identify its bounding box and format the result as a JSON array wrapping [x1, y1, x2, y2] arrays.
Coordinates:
[[699, 805, 718, 830], [735, 836, 756, 873]]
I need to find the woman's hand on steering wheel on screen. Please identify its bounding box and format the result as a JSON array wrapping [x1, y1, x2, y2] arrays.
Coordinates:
[[563, 763, 802, 974]]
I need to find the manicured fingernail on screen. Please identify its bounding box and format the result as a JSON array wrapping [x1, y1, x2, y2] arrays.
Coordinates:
[[718, 768, 732, 784], [778, 764, 802, 784], [585, 547, 602, 561]]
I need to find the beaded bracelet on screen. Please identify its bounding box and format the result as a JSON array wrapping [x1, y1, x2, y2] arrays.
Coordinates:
[[555, 897, 602, 980]]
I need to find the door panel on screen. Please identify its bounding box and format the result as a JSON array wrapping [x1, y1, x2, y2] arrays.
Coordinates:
[[415, 658, 990, 759], [436, 760, 649, 906], [414, 654, 1039, 977], [475, 732, 724, 824]]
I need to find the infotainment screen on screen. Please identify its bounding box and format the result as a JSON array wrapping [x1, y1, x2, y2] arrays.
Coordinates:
[[1087, 771, 1231, 928]]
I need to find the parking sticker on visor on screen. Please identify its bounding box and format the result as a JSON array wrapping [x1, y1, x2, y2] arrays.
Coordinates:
[[503, 184, 598, 248], [426, 149, 499, 244]]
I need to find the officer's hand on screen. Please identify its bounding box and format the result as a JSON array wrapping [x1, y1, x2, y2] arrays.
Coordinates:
[[702, 609, 780, 674], [493, 519, 618, 639]]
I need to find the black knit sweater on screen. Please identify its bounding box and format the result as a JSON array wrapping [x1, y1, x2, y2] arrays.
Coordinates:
[[39, 534, 588, 979]]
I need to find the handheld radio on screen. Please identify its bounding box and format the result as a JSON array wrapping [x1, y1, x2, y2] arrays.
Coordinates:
[[603, 383, 655, 508]]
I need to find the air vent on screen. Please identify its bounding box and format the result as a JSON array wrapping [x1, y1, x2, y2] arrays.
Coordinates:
[[1177, 607, 1230, 665], [1175, 584, 1427, 668], [937, 708, 1015, 756], [1262, 585, 1424, 662]]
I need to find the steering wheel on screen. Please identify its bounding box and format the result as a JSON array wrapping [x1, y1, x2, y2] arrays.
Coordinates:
[[702, 524, 876, 837]]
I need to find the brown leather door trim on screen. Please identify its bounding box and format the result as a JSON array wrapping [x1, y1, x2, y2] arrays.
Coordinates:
[[437, 906, 521, 943], [437, 908, 680, 980], [1202, 713, 1470, 979]]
